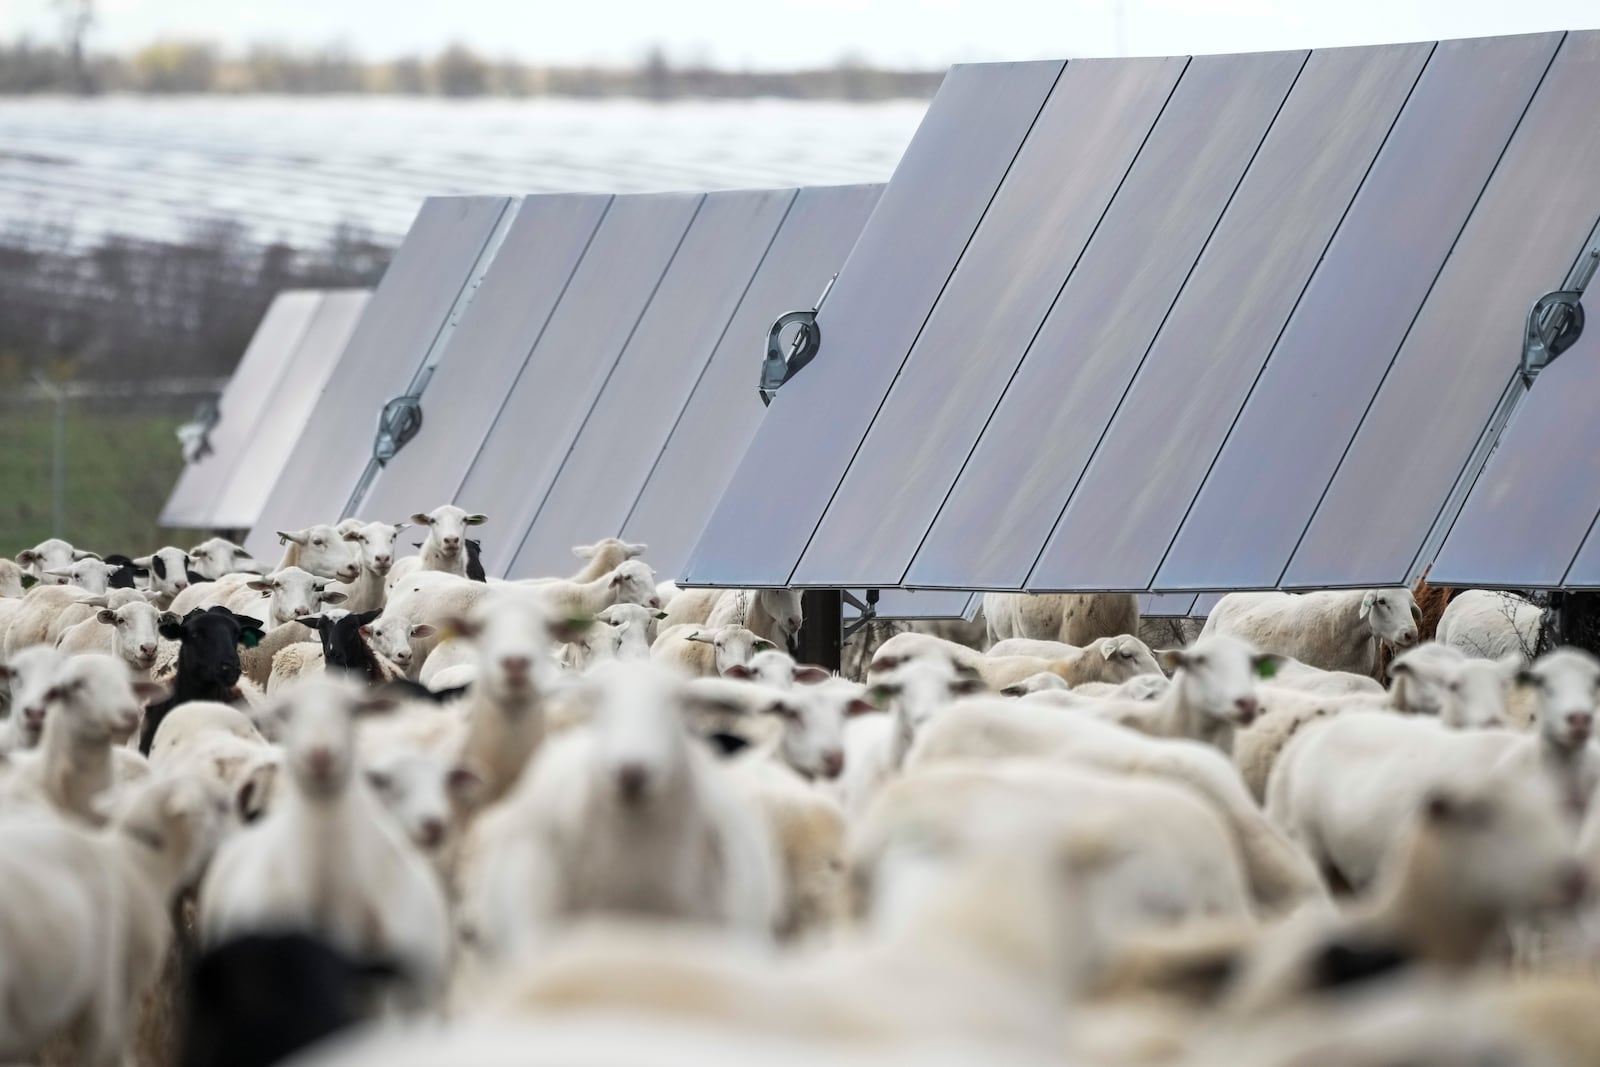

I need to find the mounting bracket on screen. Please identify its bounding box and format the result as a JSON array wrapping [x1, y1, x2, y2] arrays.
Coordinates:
[[759, 274, 835, 406], [841, 588, 881, 642], [372, 394, 423, 465]]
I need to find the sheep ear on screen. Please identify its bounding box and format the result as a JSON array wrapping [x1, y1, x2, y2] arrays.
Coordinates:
[[1001, 683, 1028, 697], [1423, 789, 1489, 827], [158, 612, 179, 628], [1252, 654, 1282, 680], [72, 549, 101, 561], [610, 573, 624, 587], [159, 620, 185, 640], [45, 567, 72, 578], [952, 677, 986, 696], [341, 529, 363, 542], [1410, 603, 1422, 624], [16, 550, 39, 566], [1389, 660, 1414, 679], [753, 640, 778, 653], [131, 556, 153, 568], [464, 514, 487, 526], [246, 580, 273, 592], [685, 631, 715, 645], [870, 654, 903, 673], [96, 609, 117, 625], [298, 616, 323, 629], [81, 595, 108, 609], [447, 766, 484, 801], [846, 697, 877, 718], [722, 664, 755, 680], [132, 680, 168, 703], [571, 544, 597, 560], [238, 629, 264, 650], [1158, 649, 1189, 672], [277, 530, 308, 546], [1359, 594, 1373, 619], [1515, 667, 1539, 688], [625, 542, 647, 555], [319, 592, 348, 606], [409, 623, 438, 640], [793, 666, 832, 685]]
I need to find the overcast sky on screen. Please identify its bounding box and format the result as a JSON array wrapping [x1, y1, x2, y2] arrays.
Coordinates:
[[4, 0, 1599, 68]]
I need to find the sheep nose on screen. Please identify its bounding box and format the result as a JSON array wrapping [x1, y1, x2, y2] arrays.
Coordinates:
[[374, 556, 391, 568], [821, 750, 844, 779], [139, 643, 157, 657], [293, 606, 311, 617], [1568, 713, 1592, 737], [616, 763, 649, 803], [23, 705, 45, 726], [648, 597, 663, 609], [1234, 696, 1259, 723], [174, 581, 188, 591], [443, 537, 461, 551], [307, 747, 335, 775], [501, 655, 531, 681], [417, 818, 447, 848]]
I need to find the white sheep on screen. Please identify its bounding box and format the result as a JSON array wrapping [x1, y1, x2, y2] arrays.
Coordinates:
[[187, 537, 266, 581], [265, 640, 326, 693], [0, 643, 64, 752], [2, 584, 100, 655], [128, 545, 194, 604], [56, 597, 173, 678], [226, 566, 348, 630], [43, 556, 124, 596], [1436, 589, 1543, 664], [15, 537, 95, 580], [1201, 587, 1420, 677], [704, 587, 804, 650], [523, 559, 661, 618], [147, 701, 280, 823], [598, 601, 665, 654], [460, 660, 781, 963], [983, 592, 1140, 646], [0, 557, 27, 598], [1074, 635, 1282, 753], [724, 648, 833, 689], [838, 656, 985, 819], [200, 676, 452, 1009], [570, 538, 648, 582], [363, 745, 479, 877], [331, 520, 408, 612], [0, 772, 226, 1067], [736, 677, 877, 781], [1260, 655, 1386, 696], [653, 623, 778, 678], [909, 697, 1326, 916], [406, 504, 487, 579], [367, 572, 499, 676], [1494, 648, 1600, 819], [0, 653, 161, 822]]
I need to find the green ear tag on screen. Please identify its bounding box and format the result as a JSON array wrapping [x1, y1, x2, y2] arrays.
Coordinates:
[[1256, 659, 1277, 680], [19, 574, 37, 590], [240, 630, 262, 650]]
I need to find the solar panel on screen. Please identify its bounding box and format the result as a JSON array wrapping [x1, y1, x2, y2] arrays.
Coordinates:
[[1140, 593, 1200, 618], [680, 60, 1067, 588], [1030, 41, 1431, 592], [1284, 30, 1600, 588], [905, 49, 1307, 590], [847, 590, 980, 622], [623, 184, 883, 579], [1156, 32, 1562, 591], [1430, 333, 1600, 588], [354, 194, 612, 525], [246, 196, 512, 556], [453, 193, 703, 577], [790, 55, 1186, 588], [210, 290, 370, 532], [504, 189, 796, 578], [161, 290, 322, 529]]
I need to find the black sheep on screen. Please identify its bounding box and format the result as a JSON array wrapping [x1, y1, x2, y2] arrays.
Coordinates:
[[139, 607, 265, 755]]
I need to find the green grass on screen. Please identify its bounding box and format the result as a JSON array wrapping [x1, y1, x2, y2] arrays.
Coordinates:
[[0, 411, 210, 557]]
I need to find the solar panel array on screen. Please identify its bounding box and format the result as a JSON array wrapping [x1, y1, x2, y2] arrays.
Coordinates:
[[684, 32, 1600, 597], [230, 185, 973, 618], [161, 288, 370, 532], [246, 196, 514, 558]]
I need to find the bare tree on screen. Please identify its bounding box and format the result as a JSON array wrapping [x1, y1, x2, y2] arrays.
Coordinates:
[[53, 0, 95, 95]]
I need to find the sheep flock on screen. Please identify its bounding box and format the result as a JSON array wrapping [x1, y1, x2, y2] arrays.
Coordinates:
[[2, 517, 1600, 1067]]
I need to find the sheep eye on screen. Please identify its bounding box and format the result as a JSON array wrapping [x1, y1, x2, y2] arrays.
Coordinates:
[[312, 539, 325, 548], [1191, 656, 1207, 668]]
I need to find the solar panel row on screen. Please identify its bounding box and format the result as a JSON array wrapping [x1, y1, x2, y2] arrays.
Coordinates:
[[685, 31, 1600, 597], [161, 289, 370, 532]]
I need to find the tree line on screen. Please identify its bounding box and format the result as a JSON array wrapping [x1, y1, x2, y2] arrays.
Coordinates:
[[0, 217, 391, 388], [0, 40, 942, 100]]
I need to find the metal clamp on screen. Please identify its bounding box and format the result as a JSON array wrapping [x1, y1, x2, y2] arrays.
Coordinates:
[[373, 395, 423, 465], [1520, 288, 1587, 384], [841, 588, 881, 642], [175, 393, 221, 464], [759, 274, 835, 406]]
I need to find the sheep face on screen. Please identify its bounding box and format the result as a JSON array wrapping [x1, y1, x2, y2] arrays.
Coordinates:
[[1435, 657, 1516, 730], [1389, 643, 1468, 716], [247, 567, 348, 627], [765, 680, 875, 780], [1521, 648, 1600, 750], [161, 607, 265, 691], [0, 645, 66, 747], [572, 538, 646, 563], [871, 657, 985, 736], [96, 602, 172, 672], [365, 750, 475, 854], [758, 588, 804, 643], [594, 603, 661, 662], [362, 614, 432, 672], [410, 505, 486, 560], [189, 538, 262, 581], [280, 679, 361, 798], [46, 654, 162, 745], [1419, 773, 1586, 918], [133, 547, 194, 598], [586, 662, 695, 809], [1161, 635, 1278, 727], [725, 649, 831, 690], [450, 593, 575, 704], [692, 626, 776, 676], [342, 521, 407, 577], [608, 560, 661, 610], [1114, 674, 1170, 701], [1359, 588, 1420, 649], [16, 538, 91, 577], [1094, 636, 1163, 684], [275, 526, 362, 583], [45, 557, 123, 596]]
